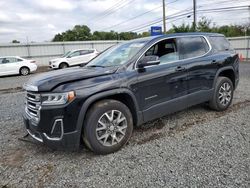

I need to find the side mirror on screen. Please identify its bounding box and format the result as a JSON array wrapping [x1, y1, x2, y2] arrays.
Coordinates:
[[137, 55, 160, 69]]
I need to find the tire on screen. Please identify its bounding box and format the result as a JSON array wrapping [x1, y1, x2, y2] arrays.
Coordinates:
[[20, 67, 30, 76], [59, 63, 68, 69], [209, 76, 234, 111], [83, 99, 133, 155]]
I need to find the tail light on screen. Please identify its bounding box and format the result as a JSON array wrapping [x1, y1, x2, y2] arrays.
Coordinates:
[[30, 60, 36, 63]]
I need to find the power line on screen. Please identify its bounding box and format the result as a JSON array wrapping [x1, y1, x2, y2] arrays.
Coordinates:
[[128, 10, 194, 32], [93, 0, 134, 22], [91, 0, 126, 20], [99, 5, 162, 31], [125, 5, 250, 33], [99, 0, 180, 31]]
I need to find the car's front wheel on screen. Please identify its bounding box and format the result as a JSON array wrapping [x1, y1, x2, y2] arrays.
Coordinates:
[[83, 99, 133, 154], [209, 76, 234, 111], [20, 67, 30, 76], [59, 63, 68, 69]]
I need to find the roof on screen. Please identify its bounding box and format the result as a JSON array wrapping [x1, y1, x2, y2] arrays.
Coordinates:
[[70, 48, 96, 52], [132, 32, 224, 43]]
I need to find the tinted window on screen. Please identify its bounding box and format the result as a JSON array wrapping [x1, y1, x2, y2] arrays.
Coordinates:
[[88, 50, 95, 53], [69, 51, 81, 58], [79, 50, 94, 55], [144, 38, 179, 65], [179, 37, 210, 59], [79, 50, 89, 55], [210, 36, 233, 52], [1, 58, 17, 64], [17, 58, 23, 62], [87, 41, 146, 67]]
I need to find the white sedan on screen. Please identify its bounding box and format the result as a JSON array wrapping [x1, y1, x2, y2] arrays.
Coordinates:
[[0, 56, 37, 76], [49, 49, 99, 69]]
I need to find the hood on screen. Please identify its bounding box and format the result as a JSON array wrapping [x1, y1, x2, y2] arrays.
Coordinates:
[[24, 66, 118, 92]]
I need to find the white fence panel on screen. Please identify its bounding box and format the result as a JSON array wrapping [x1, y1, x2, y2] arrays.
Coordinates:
[[0, 37, 249, 67]]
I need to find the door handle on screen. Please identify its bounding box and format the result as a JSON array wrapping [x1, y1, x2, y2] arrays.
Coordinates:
[[175, 66, 186, 72], [211, 60, 217, 64]]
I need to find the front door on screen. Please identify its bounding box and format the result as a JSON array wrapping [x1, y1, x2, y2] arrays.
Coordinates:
[[134, 38, 189, 122], [67, 50, 82, 65]]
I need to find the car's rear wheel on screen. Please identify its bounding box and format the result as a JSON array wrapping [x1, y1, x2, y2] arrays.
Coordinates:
[[20, 67, 30, 76], [83, 99, 133, 155], [59, 63, 68, 69], [209, 76, 234, 111]]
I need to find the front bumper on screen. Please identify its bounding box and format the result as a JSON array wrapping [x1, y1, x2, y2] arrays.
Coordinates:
[[23, 106, 81, 151], [49, 61, 59, 69], [49, 64, 58, 69]]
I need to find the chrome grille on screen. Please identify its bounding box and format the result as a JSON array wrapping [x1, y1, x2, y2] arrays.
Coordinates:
[[25, 92, 41, 121]]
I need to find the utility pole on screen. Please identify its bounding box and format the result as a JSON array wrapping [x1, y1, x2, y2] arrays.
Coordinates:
[[193, 0, 197, 31], [162, 0, 166, 34]]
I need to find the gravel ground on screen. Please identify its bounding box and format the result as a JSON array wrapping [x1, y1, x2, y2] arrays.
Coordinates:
[[0, 63, 250, 187]]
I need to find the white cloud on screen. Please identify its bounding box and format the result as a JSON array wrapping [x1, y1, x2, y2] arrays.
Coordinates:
[[34, 0, 76, 11], [0, 0, 249, 43], [16, 13, 45, 22], [47, 24, 56, 29], [0, 28, 18, 34], [0, 12, 12, 22]]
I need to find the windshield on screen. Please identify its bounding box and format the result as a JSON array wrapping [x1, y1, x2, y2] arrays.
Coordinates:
[[61, 51, 72, 58], [87, 41, 146, 67]]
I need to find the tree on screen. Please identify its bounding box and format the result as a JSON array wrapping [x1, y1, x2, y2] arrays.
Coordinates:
[[12, 40, 20, 43], [52, 18, 249, 42], [167, 23, 194, 33], [52, 25, 91, 41], [197, 17, 212, 32], [168, 16, 249, 37]]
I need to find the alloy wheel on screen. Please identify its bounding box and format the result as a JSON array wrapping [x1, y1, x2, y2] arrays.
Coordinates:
[[96, 110, 127, 147], [21, 68, 29, 75], [218, 82, 232, 106]]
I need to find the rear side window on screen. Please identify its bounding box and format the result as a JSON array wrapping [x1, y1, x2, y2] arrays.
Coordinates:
[[1, 58, 17, 63], [69, 51, 81, 57], [16, 58, 23, 62], [178, 36, 210, 59], [209, 36, 233, 52], [80, 50, 95, 55]]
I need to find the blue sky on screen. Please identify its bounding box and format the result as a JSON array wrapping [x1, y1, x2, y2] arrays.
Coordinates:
[[0, 0, 249, 43]]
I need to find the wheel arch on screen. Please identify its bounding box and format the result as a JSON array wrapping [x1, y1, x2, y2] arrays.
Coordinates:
[[59, 62, 69, 67], [76, 88, 142, 143], [213, 66, 236, 89]]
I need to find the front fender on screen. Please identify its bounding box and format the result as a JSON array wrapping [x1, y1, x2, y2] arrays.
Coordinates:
[[75, 88, 143, 143]]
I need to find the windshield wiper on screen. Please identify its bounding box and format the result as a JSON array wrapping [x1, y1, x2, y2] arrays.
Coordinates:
[[87, 65, 106, 68]]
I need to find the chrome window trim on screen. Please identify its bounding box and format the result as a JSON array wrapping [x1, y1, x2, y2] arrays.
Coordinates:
[[134, 35, 212, 69]]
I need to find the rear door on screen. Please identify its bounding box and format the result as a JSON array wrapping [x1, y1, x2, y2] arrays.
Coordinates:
[[79, 50, 96, 63], [178, 36, 215, 95]]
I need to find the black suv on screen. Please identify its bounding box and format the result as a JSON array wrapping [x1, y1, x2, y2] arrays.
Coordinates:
[[23, 33, 239, 154]]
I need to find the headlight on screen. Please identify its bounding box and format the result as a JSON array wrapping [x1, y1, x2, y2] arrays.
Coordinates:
[[49, 61, 57, 65], [41, 91, 75, 106]]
